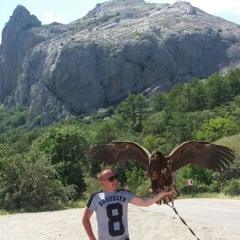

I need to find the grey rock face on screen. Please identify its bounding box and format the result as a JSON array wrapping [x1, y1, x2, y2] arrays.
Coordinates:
[[0, 5, 42, 101], [1, 0, 240, 127]]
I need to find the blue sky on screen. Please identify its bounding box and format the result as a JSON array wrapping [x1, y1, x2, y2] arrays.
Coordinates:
[[1, 0, 240, 43]]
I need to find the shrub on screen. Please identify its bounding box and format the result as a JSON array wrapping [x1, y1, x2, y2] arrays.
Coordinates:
[[0, 151, 76, 212], [223, 179, 240, 196]]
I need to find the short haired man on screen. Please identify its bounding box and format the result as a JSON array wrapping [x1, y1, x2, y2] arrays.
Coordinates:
[[82, 169, 174, 240]]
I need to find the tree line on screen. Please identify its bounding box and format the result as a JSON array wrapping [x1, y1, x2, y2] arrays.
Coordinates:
[[0, 68, 240, 212]]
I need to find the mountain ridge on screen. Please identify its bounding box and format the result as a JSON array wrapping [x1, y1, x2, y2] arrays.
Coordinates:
[[0, 0, 240, 128]]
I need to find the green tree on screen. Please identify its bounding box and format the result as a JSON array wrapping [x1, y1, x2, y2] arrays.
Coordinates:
[[33, 125, 89, 198], [152, 92, 167, 112], [117, 94, 137, 125], [117, 94, 149, 132], [222, 179, 240, 196], [211, 157, 240, 187], [195, 117, 239, 142], [166, 83, 188, 112], [125, 167, 147, 194], [176, 165, 213, 194], [135, 94, 149, 132], [143, 111, 167, 135], [204, 73, 231, 109], [226, 68, 240, 97], [95, 120, 116, 144], [184, 78, 207, 111], [142, 135, 159, 153], [0, 150, 75, 211]]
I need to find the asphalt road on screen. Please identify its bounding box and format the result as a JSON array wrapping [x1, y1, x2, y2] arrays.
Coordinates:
[[145, 198, 240, 229]]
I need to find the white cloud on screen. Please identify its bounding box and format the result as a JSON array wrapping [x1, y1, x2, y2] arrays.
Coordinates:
[[231, 6, 240, 15], [187, 0, 240, 15], [43, 12, 69, 24]]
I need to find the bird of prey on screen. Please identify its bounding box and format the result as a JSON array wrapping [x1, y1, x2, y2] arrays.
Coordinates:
[[91, 140, 235, 205]]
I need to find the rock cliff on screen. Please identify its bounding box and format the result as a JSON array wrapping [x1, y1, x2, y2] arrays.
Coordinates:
[[1, 0, 240, 127]]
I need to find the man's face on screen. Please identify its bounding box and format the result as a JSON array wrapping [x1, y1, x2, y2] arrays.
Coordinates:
[[99, 170, 119, 191]]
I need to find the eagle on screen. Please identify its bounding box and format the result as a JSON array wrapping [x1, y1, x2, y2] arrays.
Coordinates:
[[91, 141, 235, 205]]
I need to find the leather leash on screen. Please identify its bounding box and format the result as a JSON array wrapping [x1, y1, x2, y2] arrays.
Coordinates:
[[165, 201, 200, 240]]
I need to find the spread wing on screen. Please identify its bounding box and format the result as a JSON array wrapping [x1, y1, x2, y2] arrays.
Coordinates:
[[91, 141, 151, 167], [168, 141, 235, 172]]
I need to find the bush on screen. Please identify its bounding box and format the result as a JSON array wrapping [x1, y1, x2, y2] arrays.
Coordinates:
[[178, 182, 209, 195], [135, 179, 151, 198], [0, 151, 76, 212], [208, 180, 222, 193], [125, 167, 148, 194], [222, 179, 240, 196]]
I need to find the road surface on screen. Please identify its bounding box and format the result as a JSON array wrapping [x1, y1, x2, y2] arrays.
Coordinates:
[[0, 198, 239, 239], [145, 198, 240, 229]]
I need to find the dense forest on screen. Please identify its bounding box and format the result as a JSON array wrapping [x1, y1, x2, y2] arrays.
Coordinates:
[[0, 68, 240, 212]]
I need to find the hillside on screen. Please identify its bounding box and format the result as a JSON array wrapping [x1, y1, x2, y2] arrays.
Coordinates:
[[0, 0, 240, 128], [215, 134, 240, 157]]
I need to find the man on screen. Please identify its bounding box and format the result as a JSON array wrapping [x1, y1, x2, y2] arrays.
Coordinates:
[[82, 168, 174, 240]]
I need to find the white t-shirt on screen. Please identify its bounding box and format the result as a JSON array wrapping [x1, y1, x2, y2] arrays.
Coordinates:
[[87, 189, 135, 240]]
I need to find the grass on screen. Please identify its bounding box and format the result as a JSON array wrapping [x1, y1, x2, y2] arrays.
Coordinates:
[[71, 193, 240, 210], [1, 193, 239, 214], [215, 134, 240, 156], [65, 200, 87, 209], [64, 175, 101, 210], [179, 192, 240, 200], [0, 210, 11, 216]]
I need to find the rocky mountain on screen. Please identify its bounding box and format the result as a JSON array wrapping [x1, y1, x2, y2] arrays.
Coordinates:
[[1, 0, 240, 128]]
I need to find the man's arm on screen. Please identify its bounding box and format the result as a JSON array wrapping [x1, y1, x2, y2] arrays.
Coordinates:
[[130, 187, 174, 207], [82, 208, 97, 240]]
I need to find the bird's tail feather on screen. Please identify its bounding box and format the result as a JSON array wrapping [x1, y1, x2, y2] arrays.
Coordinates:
[[154, 184, 180, 205]]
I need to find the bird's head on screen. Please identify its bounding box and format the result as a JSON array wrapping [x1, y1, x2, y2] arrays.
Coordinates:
[[150, 151, 164, 161]]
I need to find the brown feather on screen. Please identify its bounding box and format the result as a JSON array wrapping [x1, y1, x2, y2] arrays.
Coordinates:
[[91, 141, 150, 167], [169, 141, 234, 172], [90, 140, 235, 205]]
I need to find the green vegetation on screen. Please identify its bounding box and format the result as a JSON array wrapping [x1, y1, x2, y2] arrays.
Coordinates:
[[86, 12, 120, 28], [1, 68, 240, 212]]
